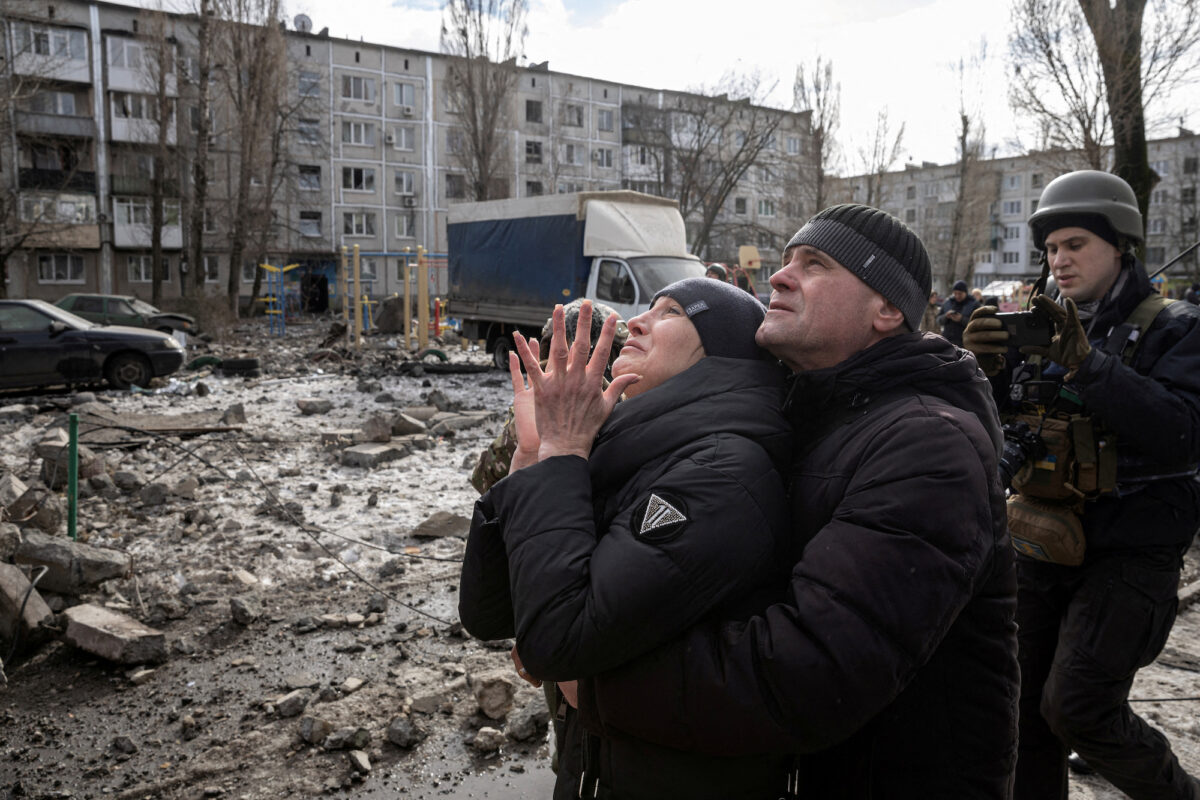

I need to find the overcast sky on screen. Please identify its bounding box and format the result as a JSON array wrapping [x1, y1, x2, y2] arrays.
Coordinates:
[[134, 0, 1200, 171]]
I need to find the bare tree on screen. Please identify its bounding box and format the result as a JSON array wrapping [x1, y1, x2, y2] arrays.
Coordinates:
[[943, 46, 993, 289], [137, 6, 178, 306], [186, 0, 214, 297], [856, 109, 905, 206], [793, 57, 841, 214], [440, 0, 528, 201]]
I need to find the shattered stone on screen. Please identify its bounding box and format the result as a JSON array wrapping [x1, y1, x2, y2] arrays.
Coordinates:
[[409, 511, 470, 540], [111, 735, 138, 755], [356, 379, 382, 394], [153, 597, 190, 621], [8, 485, 64, 534], [0, 563, 55, 643], [504, 698, 551, 742], [127, 668, 156, 686], [296, 399, 333, 416], [374, 392, 395, 404], [389, 412, 426, 436], [283, 673, 320, 690], [231, 568, 258, 587], [180, 714, 199, 740], [276, 689, 310, 718], [401, 405, 439, 422], [87, 473, 120, 499], [138, 483, 169, 507], [424, 390, 452, 412], [172, 476, 200, 500], [15, 530, 132, 595], [0, 472, 29, 511], [330, 492, 342, 508], [386, 716, 427, 749], [409, 691, 449, 715], [340, 444, 407, 469], [471, 727, 506, 753], [221, 404, 247, 425], [360, 414, 392, 443], [230, 595, 262, 626], [469, 670, 517, 720], [319, 614, 347, 629], [62, 604, 167, 664], [348, 750, 371, 775], [428, 411, 493, 437], [322, 727, 370, 751], [70, 392, 97, 405], [0, 404, 38, 422], [293, 616, 320, 634], [113, 471, 142, 492], [340, 677, 365, 694], [366, 492, 379, 508], [318, 687, 341, 702], [366, 593, 388, 614], [0, 523, 20, 562], [195, 382, 211, 397], [40, 442, 106, 490], [345, 613, 365, 627], [299, 715, 333, 744], [377, 560, 406, 579], [320, 430, 359, 448]]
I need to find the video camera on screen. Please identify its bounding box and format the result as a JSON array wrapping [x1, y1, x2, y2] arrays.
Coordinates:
[[994, 306, 1054, 349], [998, 419, 1046, 489]]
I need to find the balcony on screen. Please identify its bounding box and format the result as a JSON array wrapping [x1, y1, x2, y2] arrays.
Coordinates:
[[110, 116, 177, 146], [19, 168, 97, 193], [107, 65, 176, 97], [113, 222, 182, 249], [110, 175, 181, 196], [15, 111, 96, 139], [12, 52, 91, 84]]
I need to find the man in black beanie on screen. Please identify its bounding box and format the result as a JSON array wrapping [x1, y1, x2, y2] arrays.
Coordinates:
[[939, 278, 981, 345], [533, 203, 1020, 798]]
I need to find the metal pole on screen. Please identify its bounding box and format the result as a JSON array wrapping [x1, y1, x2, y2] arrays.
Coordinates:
[[340, 246, 349, 330], [353, 244, 363, 349], [68, 413, 78, 541], [417, 245, 429, 350], [402, 247, 413, 350]]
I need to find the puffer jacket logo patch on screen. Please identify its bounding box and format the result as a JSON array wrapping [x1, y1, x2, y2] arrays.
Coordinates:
[[632, 492, 688, 543]]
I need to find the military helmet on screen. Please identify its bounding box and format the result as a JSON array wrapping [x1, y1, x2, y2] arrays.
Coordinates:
[[1028, 170, 1143, 250]]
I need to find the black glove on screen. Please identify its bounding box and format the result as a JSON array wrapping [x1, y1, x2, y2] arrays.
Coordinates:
[[962, 305, 1007, 376], [1031, 295, 1091, 379]]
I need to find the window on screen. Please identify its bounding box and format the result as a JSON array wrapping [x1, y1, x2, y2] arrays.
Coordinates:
[[107, 37, 144, 69], [564, 143, 581, 165], [37, 253, 84, 284], [734, 131, 746, 148], [595, 148, 613, 168], [1185, 157, 1198, 175], [787, 136, 801, 155], [342, 121, 373, 146], [734, 197, 747, 215], [1148, 218, 1167, 234], [393, 125, 415, 151], [447, 128, 466, 154], [21, 195, 94, 224], [1004, 225, 1020, 240], [637, 146, 648, 166], [203, 255, 220, 283], [341, 75, 375, 102], [525, 180, 544, 196], [1146, 246, 1166, 264], [14, 24, 86, 61], [759, 166, 774, 183], [1151, 159, 1170, 176], [924, 182, 938, 197], [359, 259, 378, 281], [564, 104, 583, 127], [595, 260, 635, 305], [299, 71, 320, 97], [1031, 199, 1039, 213], [298, 118, 320, 145], [1002, 252, 1020, 265], [925, 206, 936, 220], [394, 82, 415, 106], [557, 181, 583, 194], [1005, 175, 1021, 190], [597, 109, 614, 132], [1183, 187, 1197, 204], [1031, 173, 1044, 189], [298, 165, 321, 191], [299, 211, 321, 237], [114, 197, 150, 225], [395, 169, 415, 195], [446, 174, 466, 199], [906, 185, 916, 200], [342, 167, 375, 192], [758, 199, 776, 217], [31, 90, 76, 116], [343, 212, 376, 236], [395, 214, 413, 238], [1002, 200, 1022, 215], [203, 207, 217, 233], [112, 92, 160, 120], [241, 261, 258, 283], [1030, 250, 1041, 265], [525, 140, 543, 164], [128, 255, 169, 283], [978, 252, 993, 264], [1152, 189, 1169, 204], [905, 208, 916, 223], [526, 100, 543, 123]]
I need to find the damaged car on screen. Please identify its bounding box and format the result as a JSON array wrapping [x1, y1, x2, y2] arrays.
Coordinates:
[[55, 293, 198, 335], [0, 299, 184, 391]]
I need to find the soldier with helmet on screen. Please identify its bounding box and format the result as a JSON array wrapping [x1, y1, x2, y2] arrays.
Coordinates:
[[965, 170, 1200, 799]]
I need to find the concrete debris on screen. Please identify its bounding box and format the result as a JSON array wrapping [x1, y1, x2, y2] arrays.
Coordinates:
[[389, 412, 426, 436], [340, 443, 408, 469], [0, 472, 29, 513], [401, 405, 439, 422], [0, 523, 20, 562], [127, 668, 156, 686], [299, 715, 333, 744], [410, 511, 470, 540], [232, 568, 258, 586], [322, 727, 370, 751], [0, 404, 38, 422], [340, 677, 365, 694], [360, 414, 393, 443], [348, 750, 371, 775], [221, 404, 247, 425], [230, 595, 262, 626], [38, 433, 106, 490], [275, 688, 310, 718], [471, 726, 506, 753], [366, 593, 387, 614], [113, 471, 142, 492], [62, 604, 167, 664], [425, 390, 452, 412], [386, 715, 427, 749], [111, 735, 138, 755], [356, 379, 382, 395], [320, 430, 359, 447], [505, 698, 551, 742], [283, 673, 320, 690], [469, 670, 517, 720], [138, 482, 169, 507], [15, 530, 132, 595], [296, 399, 333, 416], [409, 691, 450, 715], [0, 563, 55, 643], [86, 473, 120, 499], [427, 410, 494, 437], [173, 476, 200, 499], [8, 485, 64, 534]]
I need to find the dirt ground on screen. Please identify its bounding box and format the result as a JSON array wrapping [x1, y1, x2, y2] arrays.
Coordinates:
[[1, 316, 1199, 800]]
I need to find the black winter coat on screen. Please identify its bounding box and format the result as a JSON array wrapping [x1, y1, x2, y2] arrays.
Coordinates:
[[587, 333, 1020, 799], [996, 258, 1200, 551], [939, 295, 980, 345], [459, 356, 794, 799]]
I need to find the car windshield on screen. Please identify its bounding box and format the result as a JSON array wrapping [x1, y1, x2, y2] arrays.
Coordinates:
[[627, 256, 706, 298], [129, 298, 160, 315], [34, 301, 94, 329]]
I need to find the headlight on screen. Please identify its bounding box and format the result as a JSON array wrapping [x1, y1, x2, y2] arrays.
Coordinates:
[[163, 336, 182, 350]]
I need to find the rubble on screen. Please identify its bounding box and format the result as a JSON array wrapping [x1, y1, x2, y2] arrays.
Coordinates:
[[296, 399, 333, 416], [8, 484, 64, 534], [300, 715, 333, 744], [275, 689, 310, 718], [230, 595, 262, 625], [348, 750, 371, 775], [14, 530, 132, 595], [0, 523, 20, 561], [62, 604, 167, 664], [410, 510, 470, 540], [0, 563, 54, 643], [386, 715, 427, 748], [469, 669, 518, 720], [0, 472, 29, 512], [340, 443, 408, 468], [471, 726, 506, 753], [323, 727, 370, 751]]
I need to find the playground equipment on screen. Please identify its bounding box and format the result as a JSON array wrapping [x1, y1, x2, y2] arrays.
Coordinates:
[[258, 262, 300, 335]]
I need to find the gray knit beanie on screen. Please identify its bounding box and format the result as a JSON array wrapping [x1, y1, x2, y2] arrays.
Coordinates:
[[651, 277, 767, 361], [785, 204, 932, 331]]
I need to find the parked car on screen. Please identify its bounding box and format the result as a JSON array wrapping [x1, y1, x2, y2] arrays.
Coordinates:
[[55, 293, 198, 335], [0, 299, 184, 391]]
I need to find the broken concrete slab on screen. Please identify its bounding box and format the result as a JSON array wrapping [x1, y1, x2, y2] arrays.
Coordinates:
[[348, 750, 371, 775], [390, 413, 426, 436], [340, 444, 408, 469], [15, 530, 133, 595], [7, 485, 63, 534], [471, 727, 506, 752], [360, 414, 393, 443], [469, 669, 517, 720], [39, 438, 106, 490], [320, 430, 359, 448], [400, 405, 439, 422], [0, 473, 28, 512], [427, 411, 494, 437], [296, 399, 333, 416], [276, 689, 310, 718], [386, 716, 427, 748], [0, 563, 55, 643], [300, 715, 333, 744], [221, 404, 247, 425], [409, 511, 470, 540], [62, 604, 166, 664], [139, 483, 168, 507], [230, 595, 261, 626], [0, 523, 20, 562]]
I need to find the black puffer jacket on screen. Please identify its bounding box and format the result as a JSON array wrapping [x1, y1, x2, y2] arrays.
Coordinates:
[[459, 356, 793, 799], [588, 333, 1020, 799], [997, 257, 1200, 551]]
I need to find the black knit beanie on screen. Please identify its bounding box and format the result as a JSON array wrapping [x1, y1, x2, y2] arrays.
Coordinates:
[[1030, 212, 1121, 251], [785, 204, 932, 331], [651, 277, 767, 361]]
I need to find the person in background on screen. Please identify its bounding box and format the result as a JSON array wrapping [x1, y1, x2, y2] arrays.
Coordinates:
[[460, 279, 793, 799], [939, 279, 980, 346], [705, 263, 728, 282], [920, 290, 940, 333]]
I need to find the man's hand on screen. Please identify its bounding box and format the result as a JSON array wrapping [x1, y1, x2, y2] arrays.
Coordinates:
[[946, 310, 963, 323], [962, 305, 1007, 376], [1032, 295, 1092, 378], [510, 646, 542, 688], [513, 302, 640, 461], [507, 340, 540, 473]]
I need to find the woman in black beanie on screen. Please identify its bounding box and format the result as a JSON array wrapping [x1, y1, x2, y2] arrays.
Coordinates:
[[460, 279, 792, 799]]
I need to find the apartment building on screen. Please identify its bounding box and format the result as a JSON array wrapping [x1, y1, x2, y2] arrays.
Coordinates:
[[839, 130, 1200, 293], [2, 0, 811, 304]]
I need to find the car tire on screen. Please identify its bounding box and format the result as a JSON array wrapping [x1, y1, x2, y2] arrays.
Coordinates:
[[105, 353, 153, 390], [221, 357, 260, 371], [492, 337, 511, 370]]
